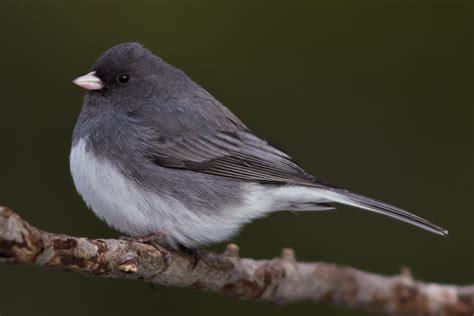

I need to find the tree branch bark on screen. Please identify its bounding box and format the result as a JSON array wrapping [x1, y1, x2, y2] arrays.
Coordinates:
[[0, 206, 472, 315]]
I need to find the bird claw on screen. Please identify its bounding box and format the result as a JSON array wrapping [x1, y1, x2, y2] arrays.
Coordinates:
[[177, 243, 199, 270], [120, 232, 167, 248], [121, 233, 172, 274]]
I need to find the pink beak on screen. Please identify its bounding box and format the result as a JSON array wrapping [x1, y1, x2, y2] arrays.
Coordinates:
[[73, 71, 104, 90]]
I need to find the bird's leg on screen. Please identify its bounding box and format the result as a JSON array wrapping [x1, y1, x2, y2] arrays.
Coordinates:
[[128, 232, 168, 246], [177, 243, 199, 270], [120, 231, 167, 247]]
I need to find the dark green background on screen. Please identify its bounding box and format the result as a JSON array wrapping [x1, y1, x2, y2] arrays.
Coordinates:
[[0, 0, 472, 315]]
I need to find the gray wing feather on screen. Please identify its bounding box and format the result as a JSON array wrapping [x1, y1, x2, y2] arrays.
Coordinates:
[[148, 127, 448, 236], [141, 82, 447, 236], [150, 129, 322, 186]]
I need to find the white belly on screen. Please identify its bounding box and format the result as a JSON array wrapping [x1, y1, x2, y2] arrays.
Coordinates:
[[70, 138, 164, 236], [70, 138, 331, 248], [69, 138, 255, 247]]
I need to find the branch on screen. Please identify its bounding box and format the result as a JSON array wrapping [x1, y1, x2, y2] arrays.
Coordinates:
[[0, 206, 472, 316]]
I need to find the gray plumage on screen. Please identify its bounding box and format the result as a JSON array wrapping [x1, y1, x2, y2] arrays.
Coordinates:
[[71, 42, 447, 248]]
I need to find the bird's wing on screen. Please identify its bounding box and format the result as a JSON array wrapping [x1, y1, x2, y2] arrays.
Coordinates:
[[149, 128, 325, 187], [143, 91, 447, 236], [147, 125, 448, 236]]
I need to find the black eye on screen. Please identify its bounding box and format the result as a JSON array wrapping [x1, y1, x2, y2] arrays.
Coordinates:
[[117, 74, 129, 84]]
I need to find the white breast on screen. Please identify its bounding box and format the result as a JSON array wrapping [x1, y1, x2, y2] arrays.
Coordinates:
[[69, 138, 260, 247], [70, 138, 332, 248], [70, 138, 161, 236]]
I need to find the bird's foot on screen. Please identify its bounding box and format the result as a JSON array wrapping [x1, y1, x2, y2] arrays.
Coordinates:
[[120, 232, 170, 251], [177, 243, 199, 270], [121, 232, 171, 273]]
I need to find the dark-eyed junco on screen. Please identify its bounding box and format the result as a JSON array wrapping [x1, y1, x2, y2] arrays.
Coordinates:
[[71, 42, 447, 249]]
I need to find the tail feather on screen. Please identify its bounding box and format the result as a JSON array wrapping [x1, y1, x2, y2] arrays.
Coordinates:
[[315, 188, 448, 236]]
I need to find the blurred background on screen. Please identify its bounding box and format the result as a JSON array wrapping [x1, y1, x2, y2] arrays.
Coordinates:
[[0, 0, 472, 315]]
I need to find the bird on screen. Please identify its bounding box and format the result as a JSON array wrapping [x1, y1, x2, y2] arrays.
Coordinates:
[[71, 42, 447, 249]]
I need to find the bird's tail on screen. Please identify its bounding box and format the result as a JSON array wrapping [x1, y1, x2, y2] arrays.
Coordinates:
[[314, 187, 448, 236]]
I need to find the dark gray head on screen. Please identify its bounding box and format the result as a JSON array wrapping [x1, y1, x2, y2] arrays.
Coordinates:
[[73, 42, 238, 127], [72, 43, 167, 146], [73, 42, 190, 114], [72, 42, 237, 146]]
